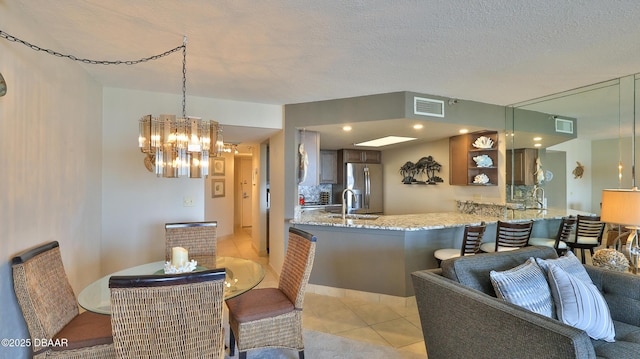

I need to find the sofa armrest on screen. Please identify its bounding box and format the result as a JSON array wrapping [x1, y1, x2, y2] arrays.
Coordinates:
[[412, 269, 596, 359], [585, 265, 640, 326]]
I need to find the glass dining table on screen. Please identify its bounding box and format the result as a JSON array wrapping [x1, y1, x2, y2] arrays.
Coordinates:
[[78, 256, 265, 315]]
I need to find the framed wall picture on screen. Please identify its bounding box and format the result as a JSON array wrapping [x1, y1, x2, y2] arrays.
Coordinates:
[[212, 157, 225, 176], [212, 179, 225, 198]]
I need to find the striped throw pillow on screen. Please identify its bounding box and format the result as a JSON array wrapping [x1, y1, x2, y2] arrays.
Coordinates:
[[490, 257, 554, 318], [547, 263, 615, 342]]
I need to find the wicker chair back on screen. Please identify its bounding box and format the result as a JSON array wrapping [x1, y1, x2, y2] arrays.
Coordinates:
[[109, 269, 226, 358]]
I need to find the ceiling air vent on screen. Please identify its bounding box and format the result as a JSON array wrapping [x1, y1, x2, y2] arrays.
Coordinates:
[[555, 118, 574, 134], [414, 97, 445, 118]]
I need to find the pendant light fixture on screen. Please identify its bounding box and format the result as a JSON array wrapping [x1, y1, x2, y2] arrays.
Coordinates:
[[138, 36, 222, 178], [0, 29, 221, 178]]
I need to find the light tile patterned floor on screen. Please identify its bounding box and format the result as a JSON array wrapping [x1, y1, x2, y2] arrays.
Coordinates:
[[218, 228, 427, 357]]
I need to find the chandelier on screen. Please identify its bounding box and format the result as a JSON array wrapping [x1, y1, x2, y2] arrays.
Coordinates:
[[138, 37, 222, 178], [0, 29, 220, 178]]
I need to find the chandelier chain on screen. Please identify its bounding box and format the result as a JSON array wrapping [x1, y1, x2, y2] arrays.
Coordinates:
[[0, 29, 185, 65], [182, 37, 187, 118]]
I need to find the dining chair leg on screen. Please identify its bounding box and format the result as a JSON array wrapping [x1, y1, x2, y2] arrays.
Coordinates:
[[298, 350, 305, 359], [239, 352, 247, 359], [580, 249, 586, 264]]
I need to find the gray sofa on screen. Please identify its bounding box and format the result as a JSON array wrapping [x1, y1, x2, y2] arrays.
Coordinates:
[[411, 246, 640, 359]]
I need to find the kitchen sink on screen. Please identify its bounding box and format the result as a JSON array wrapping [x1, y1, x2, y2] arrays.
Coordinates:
[[328, 214, 379, 220]]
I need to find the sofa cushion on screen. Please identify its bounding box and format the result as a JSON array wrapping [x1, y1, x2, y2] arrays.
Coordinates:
[[547, 263, 615, 342], [592, 321, 640, 358], [441, 246, 558, 296], [536, 251, 593, 284], [490, 257, 554, 318]]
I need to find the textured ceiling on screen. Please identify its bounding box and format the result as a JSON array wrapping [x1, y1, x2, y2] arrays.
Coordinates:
[[9, 0, 640, 144]]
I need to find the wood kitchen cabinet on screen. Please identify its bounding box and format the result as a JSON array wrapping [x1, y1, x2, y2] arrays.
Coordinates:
[[449, 130, 498, 186], [339, 149, 381, 164], [506, 148, 537, 186], [319, 150, 338, 184]]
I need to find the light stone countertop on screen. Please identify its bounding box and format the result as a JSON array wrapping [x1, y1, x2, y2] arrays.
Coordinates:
[[290, 208, 594, 231]]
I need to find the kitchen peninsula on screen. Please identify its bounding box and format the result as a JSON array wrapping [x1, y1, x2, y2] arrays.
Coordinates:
[[291, 206, 592, 298]]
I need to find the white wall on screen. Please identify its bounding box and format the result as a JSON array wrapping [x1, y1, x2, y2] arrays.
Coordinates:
[[268, 130, 287, 274], [102, 88, 282, 273], [206, 152, 236, 237], [0, 2, 103, 357], [382, 136, 505, 214]]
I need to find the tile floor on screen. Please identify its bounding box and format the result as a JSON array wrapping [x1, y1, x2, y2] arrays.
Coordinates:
[[218, 228, 427, 357]]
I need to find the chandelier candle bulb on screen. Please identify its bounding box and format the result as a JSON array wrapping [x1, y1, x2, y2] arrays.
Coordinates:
[[171, 246, 189, 268]]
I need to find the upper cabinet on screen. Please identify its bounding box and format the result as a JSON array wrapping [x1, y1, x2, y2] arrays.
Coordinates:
[[506, 148, 537, 186], [449, 130, 498, 186], [298, 131, 320, 186], [340, 149, 381, 164], [319, 150, 338, 184]]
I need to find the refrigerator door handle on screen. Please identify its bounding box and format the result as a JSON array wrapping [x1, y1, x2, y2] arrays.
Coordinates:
[[364, 167, 370, 209]]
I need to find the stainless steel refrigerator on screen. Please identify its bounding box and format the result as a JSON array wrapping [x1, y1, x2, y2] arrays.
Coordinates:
[[344, 163, 383, 214]]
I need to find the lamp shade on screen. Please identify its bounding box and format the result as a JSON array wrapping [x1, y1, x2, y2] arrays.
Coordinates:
[[601, 188, 640, 226]]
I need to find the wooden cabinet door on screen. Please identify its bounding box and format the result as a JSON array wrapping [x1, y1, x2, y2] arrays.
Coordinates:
[[362, 150, 381, 163], [342, 149, 363, 162], [319, 150, 338, 184], [341, 149, 381, 163], [507, 148, 537, 185]]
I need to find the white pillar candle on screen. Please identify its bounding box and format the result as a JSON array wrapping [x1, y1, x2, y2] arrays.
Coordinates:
[[171, 246, 189, 267]]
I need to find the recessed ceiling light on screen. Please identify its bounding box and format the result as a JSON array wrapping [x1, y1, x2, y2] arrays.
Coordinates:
[[533, 137, 542, 141], [343, 125, 352, 131], [459, 129, 469, 134], [413, 124, 424, 129], [354, 136, 417, 147], [534, 143, 542, 147]]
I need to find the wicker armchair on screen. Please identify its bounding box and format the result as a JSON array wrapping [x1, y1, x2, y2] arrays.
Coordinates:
[[227, 227, 317, 359], [11, 241, 114, 358], [109, 268, 226, 358], [165, 221, 217, 267]]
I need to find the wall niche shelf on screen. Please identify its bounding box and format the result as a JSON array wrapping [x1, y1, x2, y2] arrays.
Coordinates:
[[449, 130, 498, 186]]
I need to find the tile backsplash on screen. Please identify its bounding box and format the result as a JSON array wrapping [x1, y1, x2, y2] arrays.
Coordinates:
[[299, 184, 333, 204]]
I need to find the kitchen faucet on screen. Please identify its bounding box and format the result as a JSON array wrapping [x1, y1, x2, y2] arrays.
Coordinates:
[[532, 185, 545, 209], [341, 188, 355, 220]]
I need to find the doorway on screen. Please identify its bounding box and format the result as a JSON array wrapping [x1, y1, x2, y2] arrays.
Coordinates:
[[238, 157, 253, 228]]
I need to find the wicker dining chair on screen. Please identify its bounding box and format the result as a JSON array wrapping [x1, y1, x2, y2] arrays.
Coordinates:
[[528, 215, 577, 255], [11, 241, 114, 359], [109, 268, 226, 359], [434, 222, 486, 266], [566, 214, 605, 264], [165, 221, 217, 266], [227, 227, 317, 359], [480, 220, 534, 252]]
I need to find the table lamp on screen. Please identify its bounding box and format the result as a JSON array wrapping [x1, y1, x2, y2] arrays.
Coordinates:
[[601, 188, 640, 273]]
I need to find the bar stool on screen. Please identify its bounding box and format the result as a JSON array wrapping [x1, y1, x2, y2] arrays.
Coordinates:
[[566, 215, 605, 264], [480, 220, 533, 252], [528, 216, 576, 255], [434, 222, 486, 267]]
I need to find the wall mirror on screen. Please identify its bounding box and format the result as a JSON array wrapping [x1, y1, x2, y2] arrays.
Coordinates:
[[507, 74, 640, 214]]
